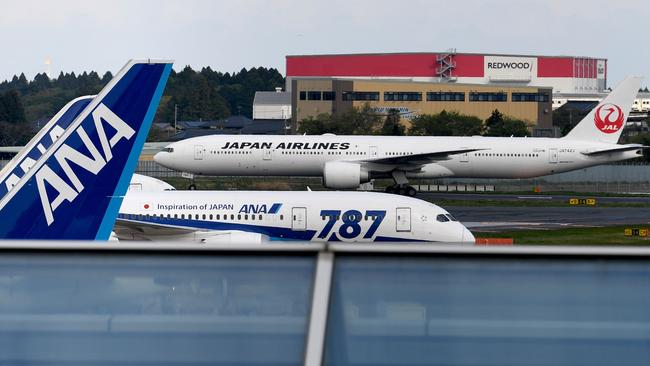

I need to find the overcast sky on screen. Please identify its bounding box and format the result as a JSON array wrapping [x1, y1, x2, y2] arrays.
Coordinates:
[[0, 0, 647, 87]]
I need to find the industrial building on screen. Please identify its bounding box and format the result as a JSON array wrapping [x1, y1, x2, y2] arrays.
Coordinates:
[[291, 78, 553, 129], [286, 51, 607, 94]]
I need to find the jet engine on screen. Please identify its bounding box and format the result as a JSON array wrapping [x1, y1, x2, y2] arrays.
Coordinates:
[[323, 161, 370, 189]]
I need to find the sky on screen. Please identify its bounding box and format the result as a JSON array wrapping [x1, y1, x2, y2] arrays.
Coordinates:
[[0, 0, 648, 87]]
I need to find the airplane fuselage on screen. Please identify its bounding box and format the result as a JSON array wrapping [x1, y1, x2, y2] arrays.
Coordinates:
[[155, 135, 640, 180], [116, 190, 474, 243]]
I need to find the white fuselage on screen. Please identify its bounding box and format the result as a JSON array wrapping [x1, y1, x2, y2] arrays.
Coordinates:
[[155, 135, 640, 180], [116, 190, 474, 243]]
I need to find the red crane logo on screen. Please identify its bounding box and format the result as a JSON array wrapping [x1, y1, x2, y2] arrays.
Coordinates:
[[594, 103, 624, 134]]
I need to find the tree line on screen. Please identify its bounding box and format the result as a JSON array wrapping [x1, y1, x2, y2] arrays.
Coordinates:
[[0, 65, 285, 145], [298, 106, 532, 137]]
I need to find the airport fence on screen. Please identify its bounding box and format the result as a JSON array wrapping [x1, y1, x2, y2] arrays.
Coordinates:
[[3, 159, 650, 193]]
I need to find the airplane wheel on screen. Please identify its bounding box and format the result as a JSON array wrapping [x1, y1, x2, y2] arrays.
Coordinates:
[[385, 186, 394, 193], [188, 184, 197, 190], [406, 186, 417, 197]]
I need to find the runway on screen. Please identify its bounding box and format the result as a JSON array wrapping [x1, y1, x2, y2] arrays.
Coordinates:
[[419, 192, 650, 204], [446, 206, 650, 232]]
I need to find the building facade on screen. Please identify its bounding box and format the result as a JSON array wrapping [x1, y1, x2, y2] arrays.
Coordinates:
[[286, 52, 607, 94], [291, 78, 553, 129]]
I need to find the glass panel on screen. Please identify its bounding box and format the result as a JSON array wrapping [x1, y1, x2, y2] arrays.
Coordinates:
[[0, 253, 315, 365], [325, 256, 650, 366]]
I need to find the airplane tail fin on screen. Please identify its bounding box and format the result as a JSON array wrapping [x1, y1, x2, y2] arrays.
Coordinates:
[[0, 95, 95, 201], [563, 76, 643, 143], [0, 59, 173, 240]]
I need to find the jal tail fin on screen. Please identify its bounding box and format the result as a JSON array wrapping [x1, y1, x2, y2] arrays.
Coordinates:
[[0, 59, 173, 240], [563, 76, 643, 143], [0, 95, 95, 201]]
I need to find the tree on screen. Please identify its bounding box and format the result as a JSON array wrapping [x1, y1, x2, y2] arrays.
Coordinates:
[[297, 104, 383, 135], [484, 109, 529, 137], [0, 91, 26, 123], [380, 109, 405, 135], [409, 110, 482, 136]]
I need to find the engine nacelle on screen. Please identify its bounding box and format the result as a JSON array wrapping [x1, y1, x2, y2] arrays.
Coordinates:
[[200, 231, 269, 244], [323, 161, 370, 189]]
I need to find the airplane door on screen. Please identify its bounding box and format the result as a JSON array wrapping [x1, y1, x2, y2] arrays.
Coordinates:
[[460, 152, 469, 163], [292, 207, 307, 231], [194, 145, 204, 160], [396, 207, 411, 232], [549, 148, 558, 164], [264, 149, 272, 161], [370, 146, 378, 158]]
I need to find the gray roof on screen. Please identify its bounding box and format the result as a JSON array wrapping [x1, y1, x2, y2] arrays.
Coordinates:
[[253, 91, 291, 106]]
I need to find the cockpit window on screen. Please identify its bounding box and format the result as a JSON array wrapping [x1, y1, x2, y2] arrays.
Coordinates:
[[446, 214, 457, 221], [436, 214, 450, 222], [162, 147, 174, 153]]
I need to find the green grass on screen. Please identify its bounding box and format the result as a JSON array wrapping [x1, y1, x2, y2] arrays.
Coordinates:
[[434, 199, 650, 208], [476, 225, 650, 245]]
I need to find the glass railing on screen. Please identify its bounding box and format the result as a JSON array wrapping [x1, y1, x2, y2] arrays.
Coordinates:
[[0, 243, 649, 365]]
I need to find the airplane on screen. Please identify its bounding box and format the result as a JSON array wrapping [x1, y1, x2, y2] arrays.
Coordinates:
[[154, 76, 644, 196], [0, 94, 94, 200], [115, 176, 475, 244], [0, 59, 173, 239]]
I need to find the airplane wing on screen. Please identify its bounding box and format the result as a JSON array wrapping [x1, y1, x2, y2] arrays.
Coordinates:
[[114, 218, 197, 237], [580, 144, 646, 156], [361, 148, 486, 165]]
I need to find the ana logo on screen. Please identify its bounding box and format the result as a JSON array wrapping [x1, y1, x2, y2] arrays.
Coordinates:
[[594, 103, 624, 134]]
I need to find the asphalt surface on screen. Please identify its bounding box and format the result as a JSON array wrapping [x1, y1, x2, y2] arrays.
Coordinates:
[[445, 206, 650, 232], [419, 192, 650, 204]]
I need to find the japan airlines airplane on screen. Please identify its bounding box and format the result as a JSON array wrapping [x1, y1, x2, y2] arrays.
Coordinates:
[[114, 182, 475, 243], [0, 59, 172, 239], [154, 76, 644, 196]]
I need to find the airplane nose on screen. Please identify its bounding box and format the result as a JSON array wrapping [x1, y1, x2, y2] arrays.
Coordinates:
[[153, 151, 170, 167], [153, 151, 164, 164], [461, 226, 475, 244]]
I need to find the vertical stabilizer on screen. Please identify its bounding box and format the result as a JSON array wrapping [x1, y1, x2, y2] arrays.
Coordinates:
[[563, 76, 642, 143], [0, 59, 172, 240]]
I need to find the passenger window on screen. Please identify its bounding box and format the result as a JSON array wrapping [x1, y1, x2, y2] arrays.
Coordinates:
[[259, 214, 263, 220], [436, 214, 450, 222], [280, 215, 284, 220], [245, 214, 249, 220], [209, 214, 213, 220]]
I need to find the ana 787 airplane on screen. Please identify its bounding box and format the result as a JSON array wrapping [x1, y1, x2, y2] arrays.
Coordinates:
[[115, 174, 475, 243], [0, 59, 172, 239], [154, 77, 644, 196]]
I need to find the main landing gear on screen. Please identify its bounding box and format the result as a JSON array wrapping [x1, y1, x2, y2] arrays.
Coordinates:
[[182, 172, 197, 190], [385, 184, 417, 197], [385, 170, 418, 197]]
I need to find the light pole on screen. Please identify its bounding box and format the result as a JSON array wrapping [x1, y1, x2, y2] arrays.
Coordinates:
[[174, 103, 178, 132]]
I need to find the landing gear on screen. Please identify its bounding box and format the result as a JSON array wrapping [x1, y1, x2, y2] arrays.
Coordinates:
[[385, 184, 417, 196], [386, 170, 417, 196], [182, 172, 196, 190]]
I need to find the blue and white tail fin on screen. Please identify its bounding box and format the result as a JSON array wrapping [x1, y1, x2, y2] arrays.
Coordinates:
[[0, 59, 173, 240], [563, 76, 643, 144], [0, 94, 94, 201]]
